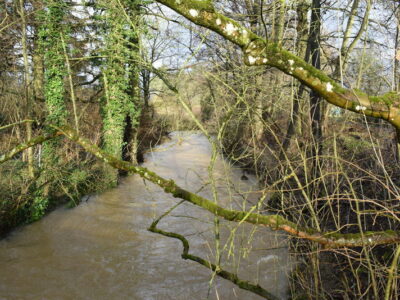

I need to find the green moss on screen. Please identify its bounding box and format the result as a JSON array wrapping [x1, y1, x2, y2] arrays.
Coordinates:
[[364, 230, 398, 237], [370, 91, 400, 106], [325, 232, 361, 239], [341, 135, 376, 151], [352, 88, 368, 98], [188, 0, 214, 11], [99, 0, 143, 185], [34, 0, 70, 220], [325, 230, 398, 241]]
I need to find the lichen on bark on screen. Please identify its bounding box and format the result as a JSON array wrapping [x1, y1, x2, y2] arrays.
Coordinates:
[[154, 0, 400, 132]]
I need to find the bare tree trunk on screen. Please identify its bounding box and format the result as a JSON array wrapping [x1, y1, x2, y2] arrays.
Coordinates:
[[259, 0, 285, 143], [280, 0, 309, 158], [61, 35, 79, 134], [334, 0, 371, 81], [308, 0, 323, 189], [141, 68, 151, 108], [19, 0, 34, 179], [244, 0, 261, 35], [393, 5, 400, 162], [272, 0, 286, 46], [396, 16, 400, 93], [32, 50, 44, 102]]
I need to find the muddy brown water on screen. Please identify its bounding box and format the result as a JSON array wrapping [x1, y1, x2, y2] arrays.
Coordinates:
[[0, 132, 290, 300]]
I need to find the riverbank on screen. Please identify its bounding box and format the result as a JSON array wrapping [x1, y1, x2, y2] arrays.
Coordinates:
[[216, 116, 400, 299], [0, 106, 169, 237]]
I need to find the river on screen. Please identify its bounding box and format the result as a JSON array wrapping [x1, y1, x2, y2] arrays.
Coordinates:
[[0, 132, 290, 300]]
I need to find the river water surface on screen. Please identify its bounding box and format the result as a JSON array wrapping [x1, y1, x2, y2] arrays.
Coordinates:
[[0, 132, 290, 300]]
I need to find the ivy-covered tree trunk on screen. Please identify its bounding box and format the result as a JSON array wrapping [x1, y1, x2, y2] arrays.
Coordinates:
[[100, 0, 142, 185], [125, 1, 142, 165], [34, 0, 68, 220]]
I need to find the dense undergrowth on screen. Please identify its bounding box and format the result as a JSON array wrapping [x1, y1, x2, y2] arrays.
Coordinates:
[[219, 114, 400, 299], [0, 104, 171, 237], [160, 64, 400, 298], [0, 158, 103, 235]]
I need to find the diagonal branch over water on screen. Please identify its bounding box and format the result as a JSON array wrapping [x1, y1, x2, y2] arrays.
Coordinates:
[[1, 124, 399, 248]]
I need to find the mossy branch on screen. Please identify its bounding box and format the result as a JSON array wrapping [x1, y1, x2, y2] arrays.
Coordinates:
[[1, 126, 399, 248], [153, 0, 400, 130], [0, 119, 35, 132], [148, 202, 280, 300], [0, 132, 59, 164]]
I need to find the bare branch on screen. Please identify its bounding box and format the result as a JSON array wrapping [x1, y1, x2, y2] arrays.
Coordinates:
[[148, 202, 280, 300]]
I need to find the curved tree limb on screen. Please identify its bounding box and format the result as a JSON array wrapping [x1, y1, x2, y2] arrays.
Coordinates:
[[0, 119, 35, 132], [343, 0, 371, 71], [152, 0, 400, 131], [1, 126, 399, 248], [148, 201, 280, 300]]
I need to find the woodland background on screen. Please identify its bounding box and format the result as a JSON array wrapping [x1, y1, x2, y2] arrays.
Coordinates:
[[1, 0, 400, 299]]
